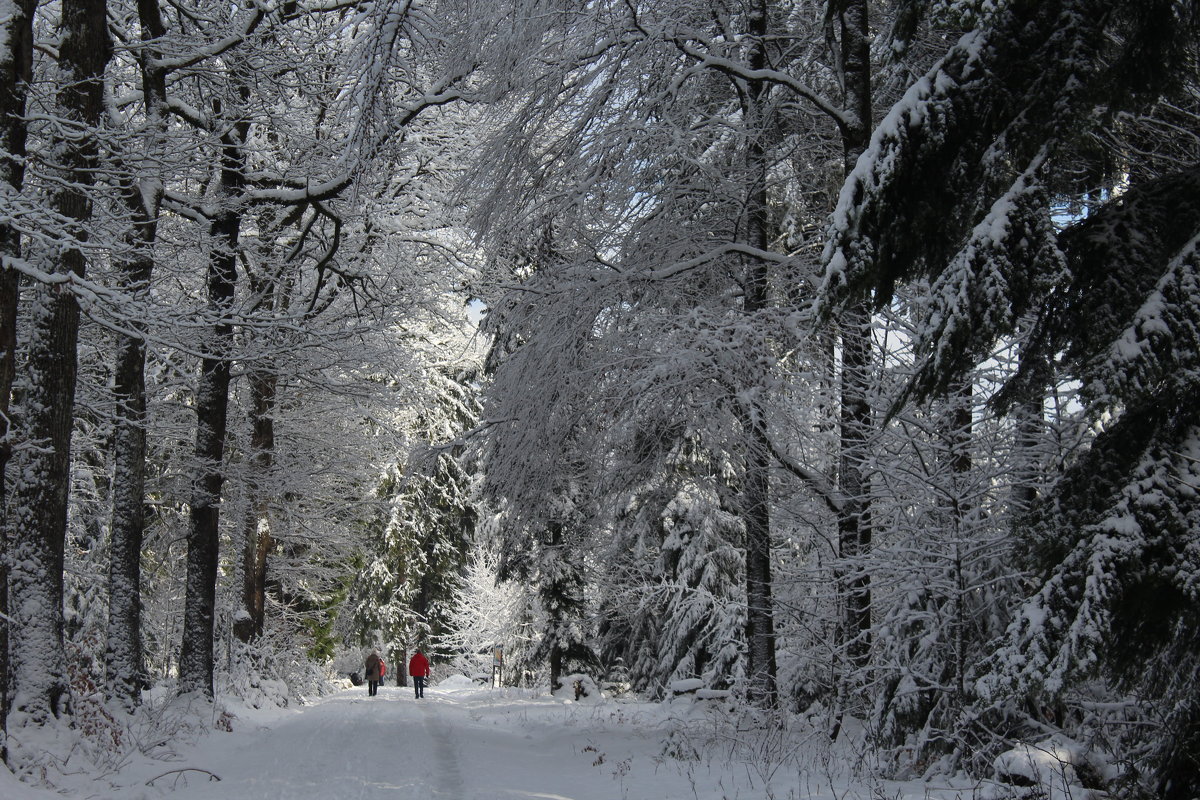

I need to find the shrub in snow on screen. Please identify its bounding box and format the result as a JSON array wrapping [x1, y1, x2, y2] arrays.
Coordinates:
[[668, 678, 733, 710], [551, 673, 601, 703], [990, 736, 1115, 798], [669, 678, 705, 699], [436, 674, 477, 691]]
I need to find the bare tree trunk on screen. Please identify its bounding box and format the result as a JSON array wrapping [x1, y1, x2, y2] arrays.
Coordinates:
[[107, 332, 149, 705], [0, 0, 37, 759], [837, 307, 873, 671], [178, 115, 246, 697], [946, 380, 972, 704], [7, 0, 110, 730], [738, 0, 779, 709], [1012, 392, 1044, 516], [106, 0, 169, 710], [546, 522, 565, 692], [235, 368, 277, 643], [831, 0, 874, 738]]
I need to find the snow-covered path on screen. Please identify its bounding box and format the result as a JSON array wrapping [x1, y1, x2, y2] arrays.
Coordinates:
[[0, 677, 980, 799], [157, 688, 437, 798], [135, 681, 658, 800]]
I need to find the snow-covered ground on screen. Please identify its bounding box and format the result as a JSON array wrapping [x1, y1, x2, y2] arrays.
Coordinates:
[[2, 676, 1002, 800]]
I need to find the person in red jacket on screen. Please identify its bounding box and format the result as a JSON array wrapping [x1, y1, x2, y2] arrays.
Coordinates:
[[409, 650, 430, 699]]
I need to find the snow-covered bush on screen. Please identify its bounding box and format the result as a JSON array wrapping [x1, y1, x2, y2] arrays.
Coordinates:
[[551, 673, 601, 703], [442, 528, 543, 685], [985, 736, 1118, 800]]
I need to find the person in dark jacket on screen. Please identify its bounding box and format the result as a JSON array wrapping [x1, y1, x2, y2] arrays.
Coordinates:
[[364, 649, 383, 697], [409, 650, 430, 699]]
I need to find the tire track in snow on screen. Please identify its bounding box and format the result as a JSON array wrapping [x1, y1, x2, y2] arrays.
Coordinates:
[[421, 699, 466, 799]]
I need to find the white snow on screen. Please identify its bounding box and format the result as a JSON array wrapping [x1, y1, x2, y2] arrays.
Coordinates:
[[988, 736, 1115, 800], [668, 677, 704, 693], [2, 678, 985, 800]]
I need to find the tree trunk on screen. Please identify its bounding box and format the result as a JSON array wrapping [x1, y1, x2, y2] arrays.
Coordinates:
[[1012, 392, 1044, 516], [946, 379, 972, 703], [836, 306, 873, 672], [546, 522, 565, 692], [236, 368, 277, 643], [0, 0, 37, 757], [106, 0, 169, 709], [738, 0, 779, 709], [106, 331, 149, 706], [832, 0, 874, 731], [6, 0, 110, 729], [178, 116, 246, 697]]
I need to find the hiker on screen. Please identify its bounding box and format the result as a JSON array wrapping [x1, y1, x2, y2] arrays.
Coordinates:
[[364, 649, 383, 697], [409, 649, 430, 699]]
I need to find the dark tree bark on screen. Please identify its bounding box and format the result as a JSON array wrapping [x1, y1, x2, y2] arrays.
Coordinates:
[[0, 0, 37, 756], [539, 519, 591, 692], [178, 113, 246, 697], [1011, 392, 1044, 516], [836, 307, 873, 671], [235, 367, 277, 643], [732, 0, 780, 710], [946, 380, 973, 703], [830, 0, 875, 738], [106, 0, 169, 710], [7, 0, 110, 729]]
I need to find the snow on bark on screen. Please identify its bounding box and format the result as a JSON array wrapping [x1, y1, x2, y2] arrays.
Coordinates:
[[7, 0, 109, 735], [0, 0, 35, 752], [178, 354, 233, 697], [178, 125, 242, 696]]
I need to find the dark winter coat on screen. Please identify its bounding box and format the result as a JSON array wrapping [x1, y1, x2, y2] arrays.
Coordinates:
[[409, 651, 430, 678], [365, 652, 382, 681]]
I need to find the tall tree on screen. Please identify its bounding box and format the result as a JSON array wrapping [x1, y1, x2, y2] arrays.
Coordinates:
[[824, 0, 877, 727], [105, 0, 172, 710], [176, 70, 248, 697], [472, 0, 802, 707], [0, 0, 38, 754], [739, 0, 780, 706], [6, 0, 110, 733], [471, 0, 899, 713], [821, 0, 1200, 793]]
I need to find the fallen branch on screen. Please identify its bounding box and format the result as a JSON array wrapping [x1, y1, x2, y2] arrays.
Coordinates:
[[145, 767, 222, 787]]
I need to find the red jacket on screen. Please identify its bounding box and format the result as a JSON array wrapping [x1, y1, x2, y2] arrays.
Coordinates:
[[409, 651, 430, 678]]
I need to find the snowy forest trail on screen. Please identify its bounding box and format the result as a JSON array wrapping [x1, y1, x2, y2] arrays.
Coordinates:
[[132, 680, 661, 800], [152, 688, 440, 799], [0, 678, 984, 799]]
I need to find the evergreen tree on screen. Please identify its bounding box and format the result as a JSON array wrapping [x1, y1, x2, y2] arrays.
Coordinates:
[[822, 1, 1200, 793], [349, 367, 481, 671], [598, 434, 746, 697], [656, 482, 746, 691], [525, 489, 598, 693]]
